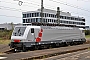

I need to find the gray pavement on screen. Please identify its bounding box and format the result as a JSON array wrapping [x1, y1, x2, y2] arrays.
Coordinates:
[[0, 44, 10, 53], [43, 49, 90, 60]]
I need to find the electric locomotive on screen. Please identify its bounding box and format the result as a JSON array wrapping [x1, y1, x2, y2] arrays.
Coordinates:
[[10, 26, 86, 51]]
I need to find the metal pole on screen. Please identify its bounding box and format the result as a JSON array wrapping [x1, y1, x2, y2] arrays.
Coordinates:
[[41, 0, 44, 24], [57, 7, 60, 24]]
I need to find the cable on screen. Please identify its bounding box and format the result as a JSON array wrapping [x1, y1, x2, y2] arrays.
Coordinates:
[[49, 0, 90, 12], [25, 0, 55, 9], [1, 0, 89, 13], [0, 6, 22, 12], [0, 1, 40, 12], [0, 0, 90, 17], [0, 0, 54, 12], [77, 0, 90, 2], [26, 0, 90, 13]]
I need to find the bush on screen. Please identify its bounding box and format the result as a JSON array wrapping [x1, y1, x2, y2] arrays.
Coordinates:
[[0, 30, 13, 40], [85, 30, 90, 35]]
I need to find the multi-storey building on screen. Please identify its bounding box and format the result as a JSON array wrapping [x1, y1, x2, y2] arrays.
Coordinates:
[[22, 9, 85, 29]]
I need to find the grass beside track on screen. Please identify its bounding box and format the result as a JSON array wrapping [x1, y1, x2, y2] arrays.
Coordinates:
[[85, 35, 90, 39], [0, 40, 10, 44]]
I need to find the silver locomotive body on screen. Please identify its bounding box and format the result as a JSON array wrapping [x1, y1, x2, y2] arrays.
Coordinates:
[[10, 26, 86, 51]]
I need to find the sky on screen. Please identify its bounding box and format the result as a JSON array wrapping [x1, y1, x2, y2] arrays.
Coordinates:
[[0, 0, 90, 26]]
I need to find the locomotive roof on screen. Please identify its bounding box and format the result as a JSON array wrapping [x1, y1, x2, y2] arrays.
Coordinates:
[[15, 26, 79, 30]]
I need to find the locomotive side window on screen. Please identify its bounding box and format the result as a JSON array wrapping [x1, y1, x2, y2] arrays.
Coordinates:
[[13, 27, 26, 36], [31, 28, 34, 33]]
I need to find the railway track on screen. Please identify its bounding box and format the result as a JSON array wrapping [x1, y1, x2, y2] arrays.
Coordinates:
[[0, 44, 89, 60], [0, 39, 90, 60], [2, 39, 90, 54], [21, 44, 90, 60]]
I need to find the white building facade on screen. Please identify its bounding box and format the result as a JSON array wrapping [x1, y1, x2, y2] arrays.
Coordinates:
[[22, 9, 85, 29]]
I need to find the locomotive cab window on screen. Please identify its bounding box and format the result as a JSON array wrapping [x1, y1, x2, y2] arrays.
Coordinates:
[[31, 28, 34, 33], [13, 27, 26, 36]]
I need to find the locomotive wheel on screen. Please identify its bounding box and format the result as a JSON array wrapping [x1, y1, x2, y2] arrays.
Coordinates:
[[22, 46, 27, 52]]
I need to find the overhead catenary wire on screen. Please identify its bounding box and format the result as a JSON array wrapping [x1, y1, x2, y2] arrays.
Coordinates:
[[0, 0, 88, 15], [0, 1, 40, 12], [0, 6, 22, 12], [19, 0, 90, 17], [0, 0, 90, 17], [0, 0, 55, 11], [77, 0, 90, 2], [25, 0, 90, 13], [0, 5, 38, 12], [49, 0, 90, 12], [1, 0, 90, 13]]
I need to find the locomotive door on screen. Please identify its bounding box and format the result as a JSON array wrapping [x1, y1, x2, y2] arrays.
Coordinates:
[[31, 28, 35, 42]]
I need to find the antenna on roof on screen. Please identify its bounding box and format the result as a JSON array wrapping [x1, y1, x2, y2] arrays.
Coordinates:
[[56, 7, 60, 24], [41, 0, 44, 24]]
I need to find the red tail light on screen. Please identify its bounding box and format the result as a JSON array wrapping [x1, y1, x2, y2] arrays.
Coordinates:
[[36, 37, 41, 42], [38, 32, 42, 37], [14, 40, 20, 42]]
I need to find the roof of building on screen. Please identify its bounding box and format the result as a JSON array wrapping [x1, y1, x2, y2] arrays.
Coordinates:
[[22, 8, 85, 19]]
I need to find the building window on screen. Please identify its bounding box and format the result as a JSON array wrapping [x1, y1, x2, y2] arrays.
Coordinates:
[[64, 16, 67, 19], [75, 18, 77, 20], [37, 13, 39, 17], [47, 14, 48, 17], [28, 19, 30, 23], [34, 13, 36, 17], [23, 14, 26, 18], [54, 20, 56, 23], [76, 18, 79, 21], [46, 19, 47, 23], [69, 21, 73, 24], [38, 18, 40, 22], [61, 21, 64, 23], [27, 14, 29, 17], [33, 13, 35, 17], [45, 13, 47, 17], [60, 16, 63, 19], [31, 19, 32, 22], [82, 19, 85, 22], [73, 22, 75, 24], [55, 15, 56, 18], [52, 14, 54, 18], [60, 20, 62, 23], [51, 14, 53, 17], [83, 23, 85, 25], [23, 19, 25, 23], [52, 20, 53, 22], [25, 19, 27, 23], [48, 19, 49, 22], [32, 13, 34, 17], [79, 18, 82, 21], [32, 18, 34, 22], [36, 18, 38, 22], [43, 19, 45, 23], [50, 19, 51, 22], [67, 17, 70, 20], [49, 14, 50, 17], [29, 13, 31, 17], [71, 17, 74, 20], [29, 19, 31, 22]]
